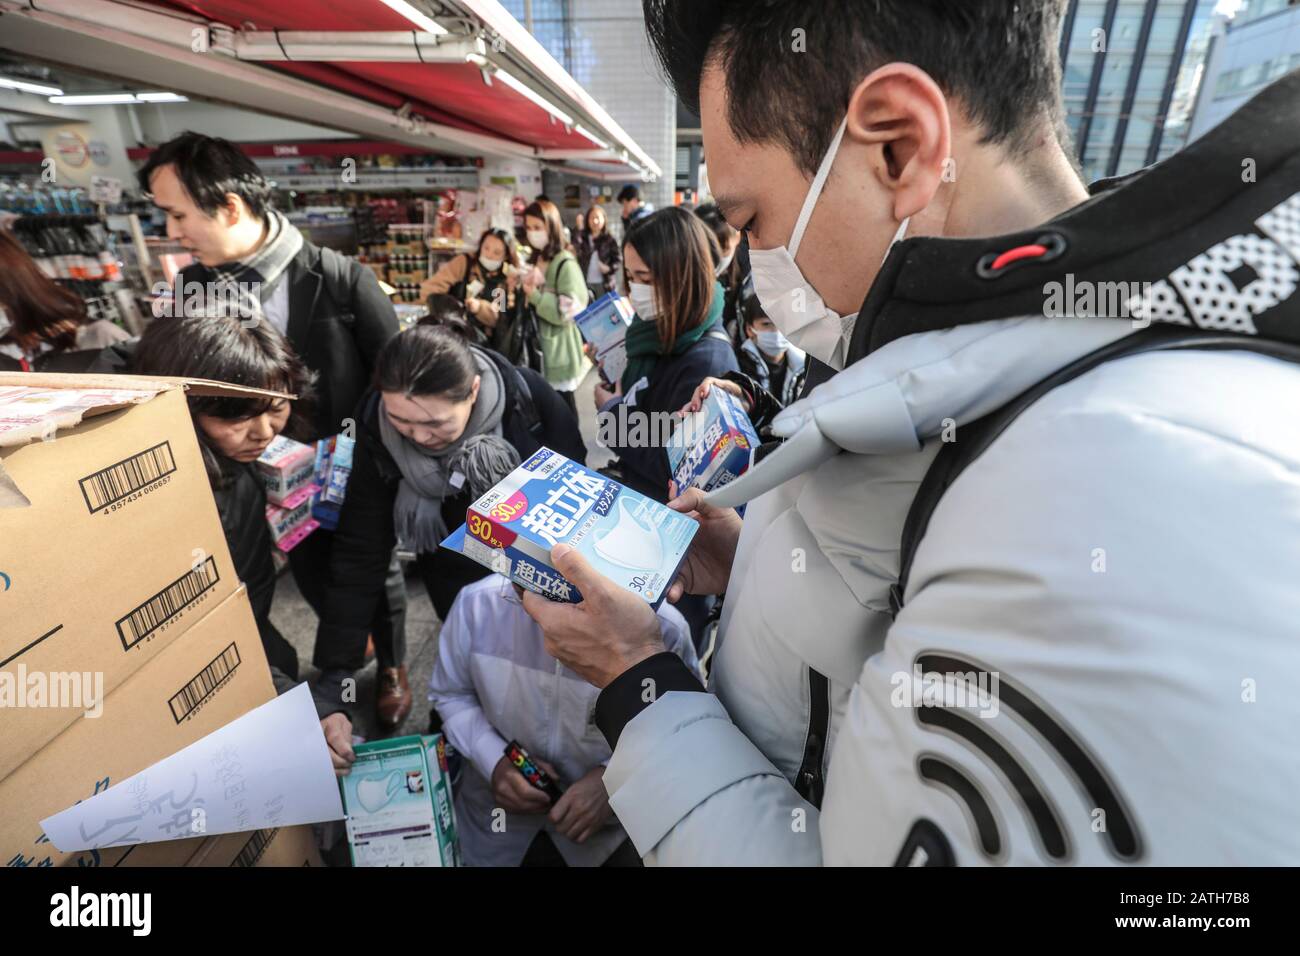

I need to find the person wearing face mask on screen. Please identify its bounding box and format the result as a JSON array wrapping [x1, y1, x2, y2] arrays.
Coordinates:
[[523, 0, 1300, 868], [311, 324, 587, 716], [680, 289, 809, 443], [595, 206, 738, 502], [420, 228, 522, 349], [521, 199, 590, 414], [573, 203, 621, 300], [692, 202, 746, 344]]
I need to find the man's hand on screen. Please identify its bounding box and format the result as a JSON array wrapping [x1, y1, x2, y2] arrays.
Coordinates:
[[491, 755, 554, 815], [321, 713, 356, 776], [663, 486, 743, 603], [549, 767, 612, 843], [680, 376, 749, 415], [522, 543, 667, 688]]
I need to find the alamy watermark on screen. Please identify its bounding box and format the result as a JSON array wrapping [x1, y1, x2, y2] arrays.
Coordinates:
[[0, 665, 104, 718], [151, 279, 262, 326], [890, 663, 1000, 719]]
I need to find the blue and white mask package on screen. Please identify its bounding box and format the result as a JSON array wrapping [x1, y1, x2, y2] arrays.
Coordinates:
[[440, 447, 697, 609]]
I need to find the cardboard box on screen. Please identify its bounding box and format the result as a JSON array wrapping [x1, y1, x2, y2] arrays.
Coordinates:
[[0, 372, 284, 783], [667, 387, 759, 493], [186, 824, 322, 868], [255, 435, 317, 505], [443, 447, 696, 609], [0, 586, 276, 868]]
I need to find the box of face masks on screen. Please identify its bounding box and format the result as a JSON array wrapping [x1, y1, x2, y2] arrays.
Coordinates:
[[574, 292, 635, 386], [667, 387, 760, 493], [339, 734, 458, 867], [255, 435, 316, 506], [440, 447, 697, 609]]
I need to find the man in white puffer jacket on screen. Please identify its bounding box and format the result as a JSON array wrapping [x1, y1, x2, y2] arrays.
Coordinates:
[[523, 0, 1300, 865]]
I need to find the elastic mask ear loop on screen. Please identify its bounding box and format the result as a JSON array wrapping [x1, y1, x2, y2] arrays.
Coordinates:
[[788, 115, 849, 261]]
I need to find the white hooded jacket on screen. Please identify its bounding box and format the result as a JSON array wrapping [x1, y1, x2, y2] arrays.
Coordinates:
[[599, 79, 1300, 865]]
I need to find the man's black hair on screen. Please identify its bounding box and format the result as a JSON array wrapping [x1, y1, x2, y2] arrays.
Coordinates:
[[137, 131, 273, 220], [617, 184, 641, 203], [643, 0, 1068, 174]]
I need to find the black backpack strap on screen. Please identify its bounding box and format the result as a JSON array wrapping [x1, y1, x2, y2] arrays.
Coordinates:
[[317, 246, 359, 327], [510, 366, 544, 440], [889, 327, 1300, 618]]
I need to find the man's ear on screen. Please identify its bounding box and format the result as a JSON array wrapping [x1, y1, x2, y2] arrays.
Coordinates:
[[844, 63, 951, 222], [220, 192, 246, 227]]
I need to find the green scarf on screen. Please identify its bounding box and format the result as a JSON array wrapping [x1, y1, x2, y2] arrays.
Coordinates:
[[621, 281, 726, 393]]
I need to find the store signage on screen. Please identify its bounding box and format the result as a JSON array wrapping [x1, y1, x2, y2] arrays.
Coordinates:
[[88, 140, 111, 166], [270, 169, 480, 191], [54, 130, 89, 168], [89, 176, 123, 204]]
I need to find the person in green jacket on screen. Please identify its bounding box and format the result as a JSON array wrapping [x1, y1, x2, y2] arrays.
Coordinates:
[[522, 198, 590, 413]]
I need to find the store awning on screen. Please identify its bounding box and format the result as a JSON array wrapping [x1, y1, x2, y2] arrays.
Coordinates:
[[0, 0, 659, 179]]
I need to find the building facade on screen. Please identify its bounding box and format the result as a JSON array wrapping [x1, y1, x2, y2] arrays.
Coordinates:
[[501, 0, 676, 230], [1060, 0, 1219, 182], [1188, 0, 1300, 140]]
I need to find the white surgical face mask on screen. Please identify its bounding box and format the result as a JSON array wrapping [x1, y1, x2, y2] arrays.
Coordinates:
[[748, 115, 910, 370], [715, 251, 735, 276], [755, 328, 791, 357], [479, 256, 503, 273], [526, 229, 549, 251], [0, 306, 10, 340], [628, 281, 657, 320]]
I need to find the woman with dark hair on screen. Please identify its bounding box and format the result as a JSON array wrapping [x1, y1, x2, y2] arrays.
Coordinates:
[[692, 202, 745, 343], [0, 229, 130, 371], [132, 312, 316, 682], [597, 205, 738, 501], [312, 324, 587, 697], [573, 203, 621, 300], [420, 227, 521, 348], [420, 293, 488, 347], [521, 198, 589, 413]]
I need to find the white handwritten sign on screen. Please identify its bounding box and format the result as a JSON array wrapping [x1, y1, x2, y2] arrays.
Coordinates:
[[40, 684, 344, 851]]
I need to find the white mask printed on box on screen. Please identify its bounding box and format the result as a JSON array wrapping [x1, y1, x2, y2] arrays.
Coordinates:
[[749, 115, 910, 370]]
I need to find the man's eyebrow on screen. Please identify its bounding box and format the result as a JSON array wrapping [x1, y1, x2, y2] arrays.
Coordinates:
[[712, 194, 746, 222]]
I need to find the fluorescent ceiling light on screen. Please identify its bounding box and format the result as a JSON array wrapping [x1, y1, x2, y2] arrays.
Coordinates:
[[574, 124, 608, 149], [50, 92, 189, 105], [377, 0, 448, 36], [493, 67, 573, 126], [0, 75, 63, 96]]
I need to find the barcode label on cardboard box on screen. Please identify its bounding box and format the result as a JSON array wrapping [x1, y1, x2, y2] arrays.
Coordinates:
[[116, 557, 220, 650], [232, 829, 277, 867], [169, 641, 241, 723], [80, 442, 177, 513]]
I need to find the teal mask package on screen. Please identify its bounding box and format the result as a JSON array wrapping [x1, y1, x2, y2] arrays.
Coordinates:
[[340, 735, 457, 867], [440, 447, 697, 608]]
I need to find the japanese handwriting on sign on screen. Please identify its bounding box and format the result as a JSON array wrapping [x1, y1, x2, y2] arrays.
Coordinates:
[[74, 772, 204, 848]]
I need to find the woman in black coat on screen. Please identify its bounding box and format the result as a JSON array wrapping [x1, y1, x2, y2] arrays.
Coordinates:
[[132, 312, 315, 682], [313, 324, 587, 679], [573, 203, 621, 300], [596, 207, 738, 502]]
